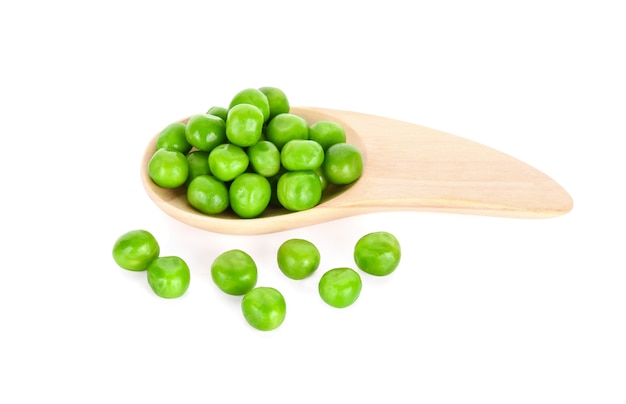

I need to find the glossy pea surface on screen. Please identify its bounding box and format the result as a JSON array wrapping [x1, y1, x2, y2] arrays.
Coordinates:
[[265, 113, 309, 149], [187, 175, 229, 215], [247, 140, 280, 177], [277, 170, 322, 211], [147, 256, 191, 299], [226, 104, 264, 147], [280, 139, 325, 171], [211, 249, 258, 296], [308, 121, 346, 151], [208, 143, 249, 182], [229, 173, 271, 218], [185, 114, 226, 152], [318, 267, 362, 308], [156, 122, 192, 154], [148, 148, 189, 188], [277, 239, 320, 280], [206, 106, 229, 121], [186, 151, 211, 183], [354, 231, 401, 276], [241, 287, 286, 331], [112, 229, 160, 271], [259, 86, 290, 120], [322, 143, 363, 185], [228, 88, 270, 122]]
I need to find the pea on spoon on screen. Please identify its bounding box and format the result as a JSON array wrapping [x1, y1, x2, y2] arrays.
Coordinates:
[[140, 107, 573, 235]]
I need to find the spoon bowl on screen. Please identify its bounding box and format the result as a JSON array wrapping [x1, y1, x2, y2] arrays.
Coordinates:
[[140, 107, 573, 235]]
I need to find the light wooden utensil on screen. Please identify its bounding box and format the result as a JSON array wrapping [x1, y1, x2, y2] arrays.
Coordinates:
[[140, 107, 573, 235]]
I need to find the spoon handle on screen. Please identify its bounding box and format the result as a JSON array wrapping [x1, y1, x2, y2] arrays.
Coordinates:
[[303, 108, 573, 218]]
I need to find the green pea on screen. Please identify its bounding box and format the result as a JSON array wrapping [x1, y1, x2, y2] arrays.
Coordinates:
[[211, 249, 258, 296], [318, 267, 362, 308], [308, 121, 346, 151], [259, 86, 290, 121], [241, 287, 286, 331], [208, 143, 249, 182], [280, 139, 325, 171], [148, 148, 189, 188], [112, 229, 160, 271], [185, 114, 226, 152], [313, 167, 328, 192], [187, 175, 229, 215], [147, 256, 191, 299], [265, 113, 309, 150], [226, 104, 264, 147], [206, 106, 228, 121], [155, 122, 192, 154], [247, 140, 281, 177], [277, 170, 322, 211], [186, 150, 211, 183], [267, 166, 287, 208], [229, 88, 271, 123], [322, 143, 363, 185], [277, 239, 320, 280], [229, 173, 271, 218], [354, 231, 401, 276]]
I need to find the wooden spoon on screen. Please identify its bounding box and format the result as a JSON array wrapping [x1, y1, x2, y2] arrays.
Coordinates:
[[140, 107, 573, 235]]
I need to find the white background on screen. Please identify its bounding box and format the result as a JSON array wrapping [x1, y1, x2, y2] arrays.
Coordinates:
[[1, 1, 624, 403]]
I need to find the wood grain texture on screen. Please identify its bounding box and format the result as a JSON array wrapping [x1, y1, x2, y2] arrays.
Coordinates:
[[140, 107, 573, 234]]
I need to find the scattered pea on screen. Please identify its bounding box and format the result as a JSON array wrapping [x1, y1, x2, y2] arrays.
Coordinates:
[[211, 249, 258, 296], [112, 229, 160, 271], [318, 267, 362, 308], [147, 256, 191, 299], [277, 239, 320, 280], [354, 231, 401, 276], [241, 287, 286, 331]]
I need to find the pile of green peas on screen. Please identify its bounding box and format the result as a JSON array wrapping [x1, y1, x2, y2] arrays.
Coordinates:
[[147, 87, 364, 218], [112, 229, 401, 331]]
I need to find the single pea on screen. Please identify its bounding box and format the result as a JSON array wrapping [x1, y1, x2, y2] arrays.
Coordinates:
[[187, 175, 229, 215], [226, 104, 264, 147], [229, 88, 271, 123], [308, 121, 346, 151], [155, 122, 192, 154], [277, 170, 322, 211], [354, 231, 401, 276], [208, 143, 249, 182], [318, 267, 362, 308], [280, 139, 325, 171], [265, 113, 309, 150], [229, 173, 271, 218], [247, 140, 281, 177], [185, 113, 226, 152], [186, 150, 211, 183], [241, 287, 286, 331], [259, 86, 290, 121], [322, 143, 363, 185], [206, 106, 229, 121], [148, 148, 189, 188], [277, 239, 320, 280], [211, 249, 258, 296], [147, 256, 191, 299], [112, 229, 160, 271]]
